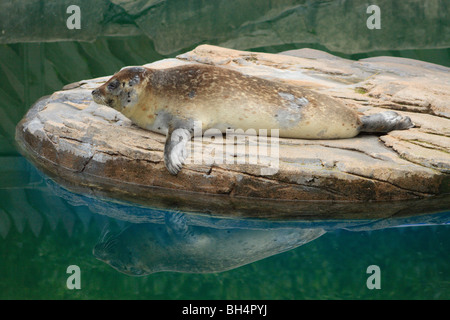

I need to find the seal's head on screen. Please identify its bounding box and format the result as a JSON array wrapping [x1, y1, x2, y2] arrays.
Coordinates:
[[92, 66, 148, 112]]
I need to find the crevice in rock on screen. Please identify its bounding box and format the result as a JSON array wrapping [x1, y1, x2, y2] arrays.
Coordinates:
[[316, 144, 387, 161], [211, 166, 347, 198], [403, 139, 449, 154], [79, 153, 95, 173], [340, 170, 432, 197]]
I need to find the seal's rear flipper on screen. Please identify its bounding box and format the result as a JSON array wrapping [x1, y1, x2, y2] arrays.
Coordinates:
[[360, 111, 414, 133]]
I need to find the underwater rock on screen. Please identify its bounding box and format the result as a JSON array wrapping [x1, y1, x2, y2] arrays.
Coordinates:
[[15, 45, 449, 206]]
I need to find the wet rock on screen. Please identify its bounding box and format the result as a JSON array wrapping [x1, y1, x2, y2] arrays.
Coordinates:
[[15, 45, 449, 207]]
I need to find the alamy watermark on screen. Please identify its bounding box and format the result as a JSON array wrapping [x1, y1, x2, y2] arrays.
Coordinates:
[[66, 4, 381, 31], [66, 5, 81, 30], [366, 265, 381, 289], [66, 265, 81, 289], [175, 121, 280, 176], [367, 5, 381, 30]]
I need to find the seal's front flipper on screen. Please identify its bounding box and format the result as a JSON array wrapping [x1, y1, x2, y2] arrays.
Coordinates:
[[164, 127, 192, 175], [164, 211, 192, 239], [360, 111, 414, 133]]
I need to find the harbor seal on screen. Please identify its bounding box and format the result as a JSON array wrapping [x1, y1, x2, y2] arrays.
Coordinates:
[[92, 64, 413, 175], [93, 212, 325, 275]]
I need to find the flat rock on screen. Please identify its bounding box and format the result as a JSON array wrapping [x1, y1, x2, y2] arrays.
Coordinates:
[[15, 45, 450, 215]]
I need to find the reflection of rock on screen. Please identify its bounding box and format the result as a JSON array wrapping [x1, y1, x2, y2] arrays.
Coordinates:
[[1, 0, 449, 55], [128, 0, 450, 55], [0, 0, 108, 43], [94, 212, 325, 275], [15, 45, 449, 207]]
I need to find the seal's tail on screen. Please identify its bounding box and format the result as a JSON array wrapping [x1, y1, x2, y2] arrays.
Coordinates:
[[360, 111, 414, 133]]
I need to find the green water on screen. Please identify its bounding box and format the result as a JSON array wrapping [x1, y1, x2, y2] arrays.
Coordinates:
[[0, 0, 449, 300]]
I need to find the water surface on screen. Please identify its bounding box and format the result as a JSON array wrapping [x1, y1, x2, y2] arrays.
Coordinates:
[[0, 0, 449, 300]]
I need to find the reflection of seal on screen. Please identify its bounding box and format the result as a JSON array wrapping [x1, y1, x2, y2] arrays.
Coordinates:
[[92, 64, 413, 175], [93, 212, 325, 275]]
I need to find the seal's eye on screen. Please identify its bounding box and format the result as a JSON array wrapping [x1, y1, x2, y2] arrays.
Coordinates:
[[107, 80, 119, 91]]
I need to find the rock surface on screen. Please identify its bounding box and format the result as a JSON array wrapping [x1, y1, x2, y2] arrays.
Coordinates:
[[15, 45, 450, 213]]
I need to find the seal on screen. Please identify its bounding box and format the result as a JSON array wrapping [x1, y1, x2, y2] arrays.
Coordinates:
[[93, 212, 325, 275], [92, 64, 413, 175]]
